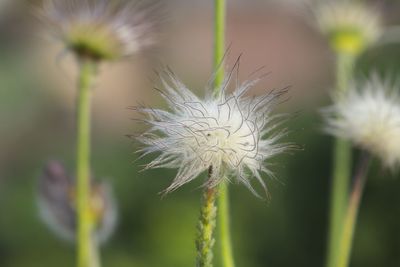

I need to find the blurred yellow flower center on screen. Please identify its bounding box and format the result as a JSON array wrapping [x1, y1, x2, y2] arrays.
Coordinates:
[[329, 28, 366, 56], [69, 186, 105, 228], [89, 189, 106, 227], [67, 23, 122, 60]]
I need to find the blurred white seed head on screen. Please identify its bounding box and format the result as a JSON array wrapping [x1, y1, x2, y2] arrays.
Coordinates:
[[38, 161, 118, 244], [323, 76, 400, 168], [135, 64, 293, 196], [314, 0, 382, 55], [40, 0, 157, 61]]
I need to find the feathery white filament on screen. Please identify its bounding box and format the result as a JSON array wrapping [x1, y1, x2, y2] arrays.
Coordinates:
[[136, 66, 291, 195], [315, 1, 382, 46], [324, 76, 400, 168], [41, 0, 156, 58]]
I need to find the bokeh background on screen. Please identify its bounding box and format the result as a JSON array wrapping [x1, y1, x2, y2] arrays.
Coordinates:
[[1, 0, 400, 266]]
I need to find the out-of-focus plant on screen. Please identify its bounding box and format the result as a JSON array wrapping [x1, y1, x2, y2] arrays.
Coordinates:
[[323, 76, 400, 267], [286, 1, 400, 266], [311, 2, 383, 267], [38, 1, 157, 266], [38, 161, 117, 267]]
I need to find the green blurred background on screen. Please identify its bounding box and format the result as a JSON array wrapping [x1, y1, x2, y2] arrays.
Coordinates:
[[1, 0, 400, 266]]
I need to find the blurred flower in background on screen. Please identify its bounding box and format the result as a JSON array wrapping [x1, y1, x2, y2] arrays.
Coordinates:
[[38, 161, 117, 244], [323, 76, 400, 169], [279, 0, 384, 55], [314, 0, 382, 55], [39, 0, 157, 61]]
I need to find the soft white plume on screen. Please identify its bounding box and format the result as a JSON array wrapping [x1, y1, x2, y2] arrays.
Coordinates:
[[323, 75, 400, 168], [40, 0, 157, 60], [135, 64, 293, 196], [315, 0, 382, 46]]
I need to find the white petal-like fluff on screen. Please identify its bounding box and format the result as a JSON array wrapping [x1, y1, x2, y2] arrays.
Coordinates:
[[41, 0, 156, 59], [136, 67, 291, 194], [315, 0, 382, 47], [324, 77, 400, 168]]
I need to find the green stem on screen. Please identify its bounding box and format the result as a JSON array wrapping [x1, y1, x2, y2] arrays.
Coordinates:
[[326, 52, 356, 267], [212, 0, 236, 266], [336, 52, 355, 94], [336, 152, 371, 267], [327, 139, 352, 266], [90, 238, 101, 267], [196, 167, 218, 267], [213, 0, 226, 96], [76, 59, 96, 267], [218, 182, 235, 267]]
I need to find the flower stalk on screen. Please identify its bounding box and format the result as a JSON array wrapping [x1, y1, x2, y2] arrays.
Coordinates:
[[76, 58, 97, 267], [196, 167, 218, 267], [321, 3, 383, 265], [212, 0, 236, 266], [213, 0, 226, 95], [329, 138, 352, 263], [90, 238, 101, 267], [218, 182, 235, 267], [326, 51, 355, 267], [336, 152, 371, 267]]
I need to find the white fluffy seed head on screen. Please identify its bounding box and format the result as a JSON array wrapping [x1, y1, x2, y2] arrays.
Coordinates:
[[40, 0, 157, 61], [323, 76, 400, 169], [315, 0, 382, 55], [135, 65, 292, 196]]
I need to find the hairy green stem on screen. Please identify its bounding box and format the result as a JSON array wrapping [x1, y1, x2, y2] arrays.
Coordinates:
[[336, 152, 371, 267], [218, 182, 235, 267], [326, 52, 356, 267], [76, 59, 96, 267], [196, 167, 218, 267]]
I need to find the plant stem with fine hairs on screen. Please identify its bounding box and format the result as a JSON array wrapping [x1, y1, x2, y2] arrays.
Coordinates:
[[76, 59, 96, 267], [196, 166, 218, 267], [218, 182, 235, 267], [326, 52, 356, 267], [336, 152, 371, 267]]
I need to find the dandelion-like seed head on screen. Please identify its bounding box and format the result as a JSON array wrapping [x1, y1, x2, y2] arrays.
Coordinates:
[[315, 1, 382, 55], [136, 64, 292, 195], [38, 161, 117, 243], [323, 76, 400, 168], [41, 0, 156, 61]]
